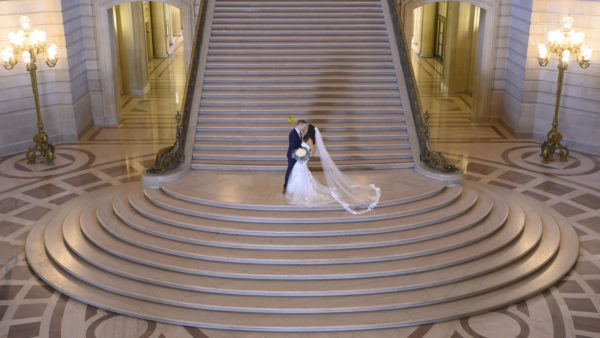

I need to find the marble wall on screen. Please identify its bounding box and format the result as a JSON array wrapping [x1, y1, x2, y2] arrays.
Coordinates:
[[492, 0, 600, 153]]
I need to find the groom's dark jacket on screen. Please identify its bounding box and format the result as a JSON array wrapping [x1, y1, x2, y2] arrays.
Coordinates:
[[287, 129, 302, 159]]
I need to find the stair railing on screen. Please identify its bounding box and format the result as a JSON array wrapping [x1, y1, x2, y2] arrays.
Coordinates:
[[386, 0, 459, 173], [147, 1, 208, 174]]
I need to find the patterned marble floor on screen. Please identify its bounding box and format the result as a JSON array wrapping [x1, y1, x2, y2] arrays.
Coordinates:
[[0, 47, 599, 338]]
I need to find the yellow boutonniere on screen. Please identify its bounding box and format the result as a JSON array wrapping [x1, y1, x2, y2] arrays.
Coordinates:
[[287, 116, 296, 126]]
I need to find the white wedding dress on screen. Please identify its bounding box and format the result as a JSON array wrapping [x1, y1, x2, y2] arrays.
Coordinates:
[[285, 128, 381, 214]]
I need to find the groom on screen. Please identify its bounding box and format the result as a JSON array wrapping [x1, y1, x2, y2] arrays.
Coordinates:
[[283, 119, 308, 194]]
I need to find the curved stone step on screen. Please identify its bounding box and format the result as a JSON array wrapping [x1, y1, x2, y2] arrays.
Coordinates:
[[63, 193, 527, 280], [95, 193, 504, 265], [26, 219, 579, 331], [141, 185, 463, 224], [44, 212, 557, 315], [112, 191, 490, 250], [130, 187, 475, 237], [159, 169, 446, 210], [190, 160, 414, 171], [43, 201, 543, 298]]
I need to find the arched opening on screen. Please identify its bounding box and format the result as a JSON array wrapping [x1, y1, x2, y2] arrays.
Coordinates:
[[399, 0, 498, 123], [93, 0, 194, 124], [411, 1, 480, 122], [109, 1, 186, 119]]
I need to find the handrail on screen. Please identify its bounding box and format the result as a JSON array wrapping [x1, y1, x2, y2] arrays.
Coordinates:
[[147, 1, 208, 174], [386, 0, 459, 173]]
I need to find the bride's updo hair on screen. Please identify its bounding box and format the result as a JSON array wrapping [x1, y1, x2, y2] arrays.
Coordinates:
[[304, 124, 316, 144]]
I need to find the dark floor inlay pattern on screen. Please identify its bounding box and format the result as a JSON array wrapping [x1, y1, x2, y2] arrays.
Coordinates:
[[551, 202, 585, 217], [497, 170, 536, 185], [557, 280, 586, 294], [564, 297, 598, 313], [534, 181, 576, 196], [571, 193, 600, 210], [7, 322, 40, 338], [0, 197, 28, 214], [23, 183, 66, 199], [63, 173, 101, 187], [15, 206, 51, 221], [522, 190, 551, 202], [467, 162, 497, 175], [572, 315, 600, 333], [0, 220, 24, 236], [578, 216, 600, 233]]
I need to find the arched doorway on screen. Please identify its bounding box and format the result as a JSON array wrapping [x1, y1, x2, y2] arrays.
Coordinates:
[[399, 0, 499, 122], [93, 0, 194, 124]]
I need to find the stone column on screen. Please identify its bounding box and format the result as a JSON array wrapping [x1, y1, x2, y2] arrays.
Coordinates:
[[151, 2, 169, 58], [114, 2, 150, 97]]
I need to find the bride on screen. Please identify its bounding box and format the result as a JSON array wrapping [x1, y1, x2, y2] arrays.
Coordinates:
[[285, 124, 381, 215]]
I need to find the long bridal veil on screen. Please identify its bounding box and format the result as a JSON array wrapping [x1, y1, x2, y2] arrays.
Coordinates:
[[314, 128, 381, 215]]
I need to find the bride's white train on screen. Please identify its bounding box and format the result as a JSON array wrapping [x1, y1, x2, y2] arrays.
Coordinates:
[[285, 127, 381, 215]]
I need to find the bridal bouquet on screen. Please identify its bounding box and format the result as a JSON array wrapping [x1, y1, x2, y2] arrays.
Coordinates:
[[292, 147, 310, 163]]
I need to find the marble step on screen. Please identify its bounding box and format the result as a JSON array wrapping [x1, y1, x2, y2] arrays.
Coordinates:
[[210, 35, 388, 41], [193, 140, 410, 151], [216, 1, 382, 7], [196, 114, 405, 123], [215, 7, 382, 13], [132, 189, 473, 237], [205, 59, 394, 67], [206, 55, 394, 63], [214, 13, 383, 20], [112, 190, 491, 250], [190, 160, 414, 171], [212, 18, 386, 24], [200, 89, 399, 99], [45, 208, 557, 315], [159, 170, 443, 212], [50, 198, 545, 298], [211, 23, 387, 30], [140, 185, 463, 224], [210, 30, 388, 37], [191, 149, 412, 162], [199, 98, 402, 107], [95, 192, 505, 265], [195, 131, 409, 142], [197, 105, 403, 114], [28, 229, 578, 331], [202, 82, 399, 91], [203, 68, 396, 77], [207, 48, 392, 56], [195, 123, 407, 133], [64, 192, 526, 280]]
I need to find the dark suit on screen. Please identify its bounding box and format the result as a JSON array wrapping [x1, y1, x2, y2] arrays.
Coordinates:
[[284, 128, 302, 188]]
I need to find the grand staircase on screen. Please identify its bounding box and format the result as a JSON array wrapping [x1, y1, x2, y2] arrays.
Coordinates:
[[25, 0, 579, 333], [27, 171, 579, 331], [192, 0, 412, 171]]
